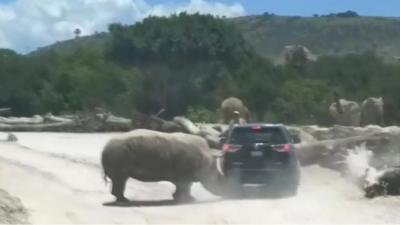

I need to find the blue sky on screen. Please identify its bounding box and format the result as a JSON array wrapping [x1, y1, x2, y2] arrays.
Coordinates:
[[1, 0, 400, 16], [248, 0, 400, 17], [0, 0, 399, 53], [144, 0, 400, 17]]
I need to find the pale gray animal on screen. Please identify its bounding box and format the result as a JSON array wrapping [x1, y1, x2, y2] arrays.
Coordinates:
[[329, 99, 361, 126], [221, 97, 250, 124], [6, 133, 17, 142], [284, 45, 316, 66], [361, 97, 384, 126], [101, 129, 224, 203]]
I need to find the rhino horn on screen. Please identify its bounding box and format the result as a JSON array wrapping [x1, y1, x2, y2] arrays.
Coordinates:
[[216, 156, 224, 176]]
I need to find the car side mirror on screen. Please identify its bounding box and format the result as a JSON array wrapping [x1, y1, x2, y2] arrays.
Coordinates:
[[290, 133, 301, 144], [291, 135, 301, 144]]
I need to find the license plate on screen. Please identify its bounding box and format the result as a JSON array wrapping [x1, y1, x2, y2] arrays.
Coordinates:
[[250, 151, 263, 157], [243, 183, 263, 187]]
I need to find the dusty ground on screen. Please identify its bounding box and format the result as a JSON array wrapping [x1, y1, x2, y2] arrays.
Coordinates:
[[0, 132, 400, 224], [0, 188, 29, 224]]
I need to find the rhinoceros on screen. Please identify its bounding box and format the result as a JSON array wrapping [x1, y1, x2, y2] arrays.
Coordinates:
[[361, 97, 384, 126], [101, 129, 224, 203], [329, 99, 361, 126]]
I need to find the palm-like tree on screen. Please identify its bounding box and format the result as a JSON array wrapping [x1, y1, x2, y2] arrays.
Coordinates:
[[74, 28, 81, 38]]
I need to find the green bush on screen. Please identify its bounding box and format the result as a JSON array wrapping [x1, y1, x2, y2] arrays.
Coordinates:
[[187, 106, 220, 123]]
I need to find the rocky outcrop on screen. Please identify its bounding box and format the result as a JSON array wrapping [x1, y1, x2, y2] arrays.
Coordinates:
[[0, 189, 29, 224]]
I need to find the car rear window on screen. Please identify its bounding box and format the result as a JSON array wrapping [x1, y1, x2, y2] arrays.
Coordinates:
[[229, 127, 287, 145]]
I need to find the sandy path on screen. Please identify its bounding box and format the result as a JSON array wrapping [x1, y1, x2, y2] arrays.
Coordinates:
[[1, 133, 400, 224], [0, 158, 151, 224]]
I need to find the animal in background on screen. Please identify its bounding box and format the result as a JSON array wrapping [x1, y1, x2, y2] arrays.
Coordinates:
[[361, 97, 384, 126], [329, 92, 361, 126], [221, 97, 250, 124]]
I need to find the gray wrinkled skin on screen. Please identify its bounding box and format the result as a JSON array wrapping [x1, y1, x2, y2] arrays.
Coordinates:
[[361, 97, 384, 127], [329, 99, 361, 126], [101, 129, 223, 203], [221, 97, 250, 124]]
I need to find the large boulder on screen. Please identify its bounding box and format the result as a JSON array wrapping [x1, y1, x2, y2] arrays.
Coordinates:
[[284, 44, 316, 66], [0, 189, 29, 224], [220, 97, 250, 124], [295, 128, 400, 171], [364, 166, 400, 198]]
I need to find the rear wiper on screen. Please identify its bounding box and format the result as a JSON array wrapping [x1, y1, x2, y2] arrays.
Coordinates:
[[253, 140, 270, 144]]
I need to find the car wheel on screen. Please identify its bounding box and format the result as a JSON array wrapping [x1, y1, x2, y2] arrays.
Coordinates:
[[220, 170, 243, 198], [279, 166, 300, 197], [282, 181, 299, 196]]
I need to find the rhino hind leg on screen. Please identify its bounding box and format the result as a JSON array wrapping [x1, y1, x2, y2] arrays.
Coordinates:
[[111, 175, 128, 202], [173, 182, 195, 203]]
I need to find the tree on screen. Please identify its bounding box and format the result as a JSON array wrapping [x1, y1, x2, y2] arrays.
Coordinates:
[[271, 79, 332, 125], [336, 11, 359, 18], [107, 13, 259, 118], [74, 28, 81, 38]]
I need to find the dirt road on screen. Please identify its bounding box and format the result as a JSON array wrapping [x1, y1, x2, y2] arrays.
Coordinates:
[[0, 132, 400, 224]]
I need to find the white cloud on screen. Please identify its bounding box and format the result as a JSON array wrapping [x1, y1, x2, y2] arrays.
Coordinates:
[[147, 0, 245, 18], [0, 0, 245, 53]]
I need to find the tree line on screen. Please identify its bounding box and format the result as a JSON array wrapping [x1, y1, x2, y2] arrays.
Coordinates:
[[1, 13, 400, 125]]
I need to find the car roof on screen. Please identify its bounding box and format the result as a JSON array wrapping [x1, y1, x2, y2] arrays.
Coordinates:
[[232, 123, 285, 128]]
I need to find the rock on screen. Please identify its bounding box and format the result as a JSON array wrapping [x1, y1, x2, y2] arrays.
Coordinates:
[[6, 133, 17, 142], [0, 189, 29, 224]]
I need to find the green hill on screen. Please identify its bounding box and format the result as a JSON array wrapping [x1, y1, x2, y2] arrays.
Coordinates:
[[5, 13, 400, 125], [231, 14, 400, 63], [32, 14, 400, 63], [31, 32, 109, 56]]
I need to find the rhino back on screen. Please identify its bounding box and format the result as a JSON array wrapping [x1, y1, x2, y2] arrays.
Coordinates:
[[102, 129, 212, 182], [361, 98, 383, 125]]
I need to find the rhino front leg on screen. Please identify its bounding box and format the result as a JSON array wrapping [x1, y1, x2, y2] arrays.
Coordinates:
[[111, 175, 128, 202], [173, 182, 195, 203]]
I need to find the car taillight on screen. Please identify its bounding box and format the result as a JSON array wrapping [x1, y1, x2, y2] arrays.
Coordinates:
[[272, 144, 292, 152], [223, 144, 242, 152]]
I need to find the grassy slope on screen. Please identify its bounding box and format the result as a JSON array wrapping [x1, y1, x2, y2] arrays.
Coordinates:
[[30, 32, 109, 56], [31, 15, 400, 63], [231, 15, 400, 62]]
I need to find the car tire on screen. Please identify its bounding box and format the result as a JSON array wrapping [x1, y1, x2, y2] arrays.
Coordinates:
[[279, 163, 300, 197], [282, 181, 299, 196], [220, 169, 243, 198]]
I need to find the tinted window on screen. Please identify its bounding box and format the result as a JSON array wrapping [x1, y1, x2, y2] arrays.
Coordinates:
[[229, 127, 287, 144]]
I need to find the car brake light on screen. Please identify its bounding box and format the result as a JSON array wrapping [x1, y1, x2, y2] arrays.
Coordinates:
[[223, 144, 242, 152], [251, 126, 262, 132], [272, 144, 292, 152]]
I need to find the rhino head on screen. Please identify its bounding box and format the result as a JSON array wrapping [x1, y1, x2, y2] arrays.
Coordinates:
[[198, 149, 227, 196]]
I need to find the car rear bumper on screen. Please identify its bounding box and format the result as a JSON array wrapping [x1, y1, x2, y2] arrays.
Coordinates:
[[225, 167, 297, 184]]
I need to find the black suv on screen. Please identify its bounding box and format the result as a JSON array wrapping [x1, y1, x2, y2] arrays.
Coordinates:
[[221, 123, 300, 196]]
